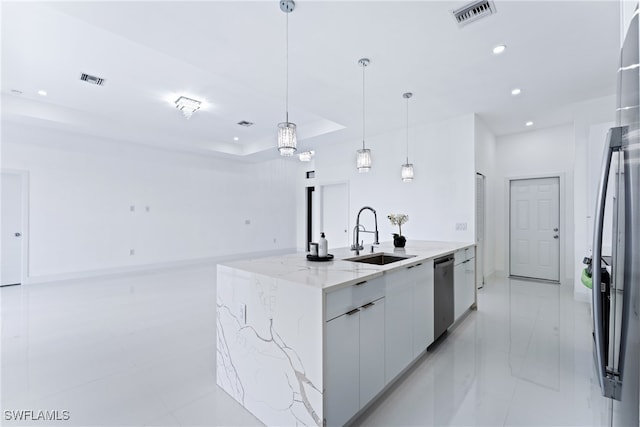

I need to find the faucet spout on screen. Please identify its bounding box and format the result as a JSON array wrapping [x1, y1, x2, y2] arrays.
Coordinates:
[[352, 206, 380, 254]]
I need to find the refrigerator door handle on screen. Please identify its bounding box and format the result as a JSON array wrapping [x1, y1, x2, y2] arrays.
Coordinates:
[[592, 126, 626, 401]]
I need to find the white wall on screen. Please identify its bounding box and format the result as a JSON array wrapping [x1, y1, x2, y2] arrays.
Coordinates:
[[1, 122, 297, 281], [298, 114, 476, 249], [474, 115, 497, 279], [493, 124, 575, 283]]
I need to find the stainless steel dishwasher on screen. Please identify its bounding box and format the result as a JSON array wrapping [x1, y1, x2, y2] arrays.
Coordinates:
[[434, 255, 455, 340]]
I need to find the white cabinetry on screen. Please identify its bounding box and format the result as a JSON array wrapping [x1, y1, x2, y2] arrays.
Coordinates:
[[358, 299, 385, 406], [325, 277, 385, 427], [454, 247, 476, 321], [412, 260, 434, 357], [325, 310, 359, 426], [385, 269, 413, 382], [385, 260, 435, 383]]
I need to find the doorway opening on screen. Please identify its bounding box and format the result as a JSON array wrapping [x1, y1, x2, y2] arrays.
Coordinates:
[[306, 186, 314, 252]]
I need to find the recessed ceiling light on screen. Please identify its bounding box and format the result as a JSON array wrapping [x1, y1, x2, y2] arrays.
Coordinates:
[[526, 121, 533, 126], [492, 44, 506, 55], [37, 90, 47, 96], [511, 88, 521, 96], [233, 137, 239, 141]]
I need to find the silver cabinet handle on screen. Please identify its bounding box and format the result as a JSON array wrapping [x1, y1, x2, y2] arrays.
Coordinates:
[[361, 302, 375, 309], [354, 281, 366, 286], [553, 235, 559, 239], [553, 228, 559, 232], [14, 232, 21, 237], [346, 308, 360, 316]]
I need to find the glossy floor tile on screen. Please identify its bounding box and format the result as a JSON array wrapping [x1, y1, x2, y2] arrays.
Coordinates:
[[356, 277, 609, 427], [1, 267, 608, 426]]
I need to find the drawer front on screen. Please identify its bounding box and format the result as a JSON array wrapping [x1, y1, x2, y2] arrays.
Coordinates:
[[464, 246, 475, 261], [455, 246, 475, 264], [353, 276, 384, 308], [325, 276, 384, 321], [325, 286, 353, 321]]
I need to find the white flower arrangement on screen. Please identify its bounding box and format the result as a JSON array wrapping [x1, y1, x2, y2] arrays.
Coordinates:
[[387, 213, 409, 236]]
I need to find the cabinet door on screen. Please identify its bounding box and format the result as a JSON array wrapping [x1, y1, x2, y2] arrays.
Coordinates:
[[325, 311, 359, 427], [359, 298, 385, 408], [453, 263, 468, 320], [385, 270, 414, 383], [463, 257, 476, 310], [412, 260, 434, 357]]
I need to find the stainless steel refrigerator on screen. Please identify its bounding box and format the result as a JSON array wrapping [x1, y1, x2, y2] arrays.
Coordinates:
[[591, 6, 639, 426]]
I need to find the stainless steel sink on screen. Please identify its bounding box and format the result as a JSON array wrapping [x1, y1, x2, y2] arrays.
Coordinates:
[[344, 253, 416, 265]]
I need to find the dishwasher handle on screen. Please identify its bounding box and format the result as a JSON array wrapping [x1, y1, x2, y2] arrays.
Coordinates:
[[434, 256, 454, 267]]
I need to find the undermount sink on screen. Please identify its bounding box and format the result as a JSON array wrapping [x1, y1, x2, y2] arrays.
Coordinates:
[[344, 253, 416, 266]]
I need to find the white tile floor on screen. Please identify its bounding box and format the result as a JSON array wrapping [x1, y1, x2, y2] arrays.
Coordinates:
[[1, 265, 609, 426]]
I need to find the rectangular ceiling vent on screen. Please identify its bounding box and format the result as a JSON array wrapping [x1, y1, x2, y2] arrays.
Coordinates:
[[237, 120, 254, 127], [452, 0, 496, 27], [80, 73, 105, 86]]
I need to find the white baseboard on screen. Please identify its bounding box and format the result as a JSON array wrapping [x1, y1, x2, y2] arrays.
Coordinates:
[[24, 248, 297, 285]]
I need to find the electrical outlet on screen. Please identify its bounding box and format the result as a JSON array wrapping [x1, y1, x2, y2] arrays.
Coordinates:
[[145, 206, 150, 212], [129, 205, 135, 212], [130, 249, 135, 256], [455, 222, 468, 231], [239, 304, 247, 324], [273, 238, 277, 244], [245, 219, 251, 225]]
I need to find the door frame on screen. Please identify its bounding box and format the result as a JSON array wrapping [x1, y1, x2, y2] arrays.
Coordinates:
[[302, 177, 351, 250], [317, 180, 350, 248], [1, 169, 30, 285], [475, 172, 486, 289], [505, 173, 565, 284]]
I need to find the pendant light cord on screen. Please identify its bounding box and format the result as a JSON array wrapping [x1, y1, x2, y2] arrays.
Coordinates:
[[362, 62, 366, 150], [285, 11, 289, 123], [406, 96, 409, 163]]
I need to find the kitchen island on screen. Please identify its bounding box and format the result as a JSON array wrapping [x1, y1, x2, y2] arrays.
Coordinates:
[[216, 240, 476, 427]]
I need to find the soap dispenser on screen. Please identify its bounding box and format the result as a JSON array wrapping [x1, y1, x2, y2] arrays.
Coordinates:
[[318, 232, 328, 257]]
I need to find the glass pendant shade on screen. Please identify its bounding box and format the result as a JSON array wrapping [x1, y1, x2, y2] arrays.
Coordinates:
[[278, 122, 297, 156], [401, 163, 414, 182], [357, 148, 372, 173]]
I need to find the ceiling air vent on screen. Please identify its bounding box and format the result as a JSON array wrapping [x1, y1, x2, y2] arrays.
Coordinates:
[[452, 0, 496, 27], [80, 73, 105, 86], [237, 120, 254, 127]]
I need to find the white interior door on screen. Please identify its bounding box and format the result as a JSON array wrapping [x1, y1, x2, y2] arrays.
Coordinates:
[[509, 177, 560, 282], [320, 183, 349, 249], [1, 172, 24, 286]]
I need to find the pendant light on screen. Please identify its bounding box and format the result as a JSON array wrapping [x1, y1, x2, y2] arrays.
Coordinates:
[[277, 0, 297, 156], [356, 58, 372, 172], [401, 92, 414, 182]]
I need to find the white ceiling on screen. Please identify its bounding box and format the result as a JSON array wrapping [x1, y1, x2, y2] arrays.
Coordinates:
[[1, 1, 621, 162]]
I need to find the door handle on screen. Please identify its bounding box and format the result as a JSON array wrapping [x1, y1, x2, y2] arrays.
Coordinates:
[[14, 232, 21, 237], [591, 126, 626, 401]]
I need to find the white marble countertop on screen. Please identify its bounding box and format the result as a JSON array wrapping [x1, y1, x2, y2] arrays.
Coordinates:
[[220, 240, 474, 292]]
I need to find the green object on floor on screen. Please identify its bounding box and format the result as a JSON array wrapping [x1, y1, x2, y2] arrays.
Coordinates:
[[581, 268, 592, 289]]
